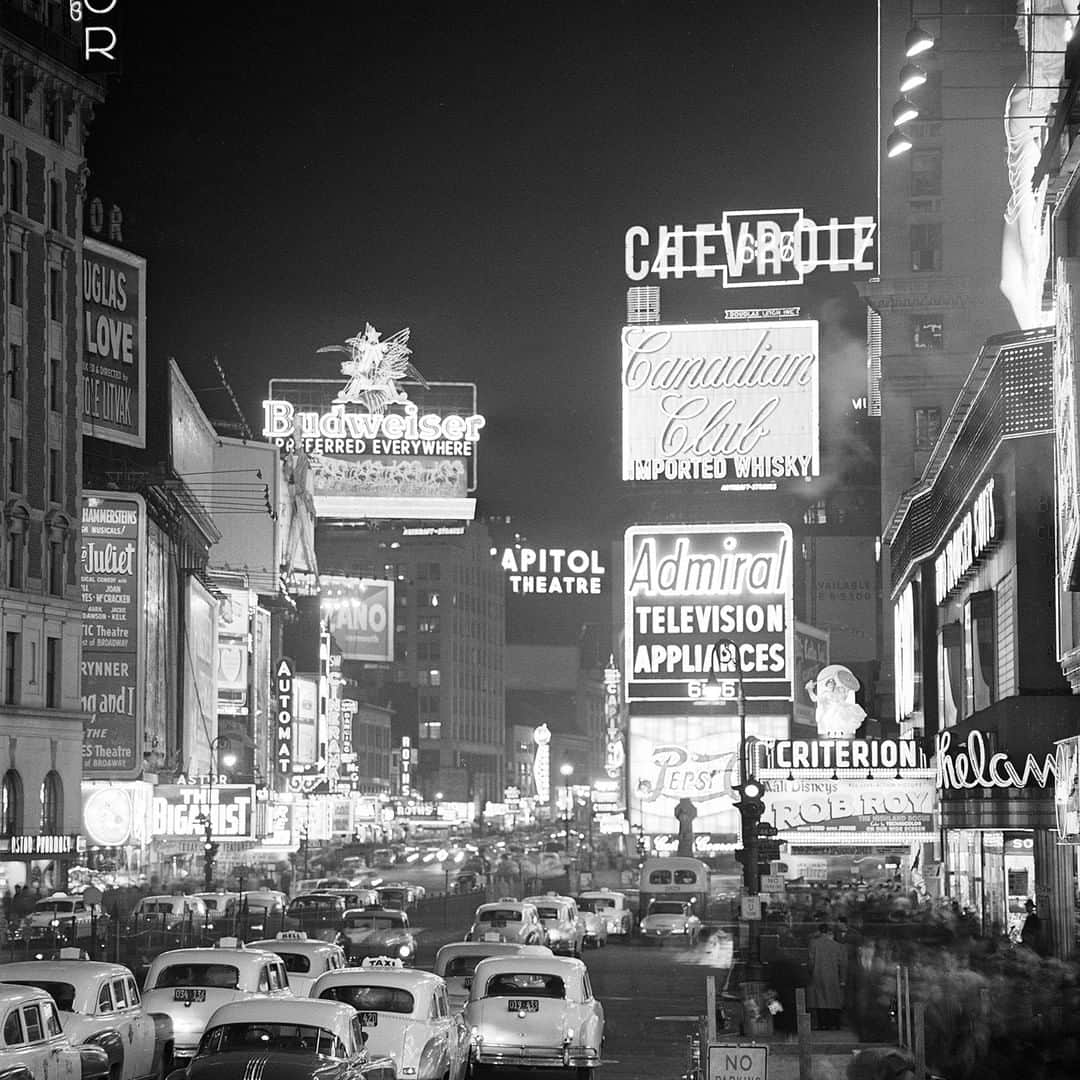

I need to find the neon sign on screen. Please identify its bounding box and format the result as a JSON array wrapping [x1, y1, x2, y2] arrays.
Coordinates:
[[624, 209, 876, 287], [934, 477, 999, 604], [275, 657, 294, 776], [499, 547, 606, 595], [936, 729, 1057, 791]]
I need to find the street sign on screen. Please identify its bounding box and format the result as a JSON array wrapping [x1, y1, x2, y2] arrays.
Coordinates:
[[760, 874, 786, 893], [740, 895, 762, 920], [708, 1045, 767, 1080]]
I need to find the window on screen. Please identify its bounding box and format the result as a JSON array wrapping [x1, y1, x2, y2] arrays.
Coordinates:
[[914, 407, 942, 452], [7, 345, 20, 401], [44, 96, 62, 143], [48, 449, 60, 503], [49, 178, 62, 232], [40, 771, 62, 833], [125, 980, 140, 1007], [8, 438, 21, 492], [110, 980, 128, 1008], [2, 69, 22, 123], [7, 530, 23, 590], [938, 621, 963, 730], [2, 1009, 22, 1046], [49, 539, 64, 596], [910, 224, 942, 272], [22, 1006, 43, 1044], [42, 1003, 61, 1038], [3, 633, 18, 705], [7, 158, 22, 215], [49, 268, 62, 321], [8, 251, 23, 307], [49, 357, 61, 412], [1, 770, 22, 837], [912, 316, 944, 351], [965, 591, 996, 715], [421, 721, 441, 740], [910, 149, 942, 196], [96, 984, 113, 1013], [45, 638, 59, 707]]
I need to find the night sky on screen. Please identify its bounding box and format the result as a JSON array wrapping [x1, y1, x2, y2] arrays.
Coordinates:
[[86, 1, 878, 539]]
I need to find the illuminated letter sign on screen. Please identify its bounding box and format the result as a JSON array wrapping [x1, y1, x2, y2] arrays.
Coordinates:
[[622, 322, 819, 486], [624, 209, 876, 287], [936, 730, 1057, 790], [934, 477, 1000, 604], [1056, 267, 1080, 588], [894, 582, 918, 723], [623, 523, 794, 703], [499, 547, 606, 595], [533, 724, 551, 803], [276, 657, 295, 776]]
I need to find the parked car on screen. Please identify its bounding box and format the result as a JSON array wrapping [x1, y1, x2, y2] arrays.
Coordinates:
[[284, 894, 348, 939], [128, 897, 208, 941], [639, 900, 702, 946], [522, 895, 585, 957], [320, 889, 380, 912], [191, 894, 238, 938], [10, 897, 107, 950], [576, 890, 633, 939], [310, 959, 469, 1080], [433, 943, 552, 1013], [465, 902, 545, 946], [0, 959, 171, 1080], [463, 955, 604, 1079], [247, 932, 348, 996], [163, 997, 394, 1080], [0, 983, 109, 1080], [141, 942, 293, 1062], [335, 909, 418, 967]]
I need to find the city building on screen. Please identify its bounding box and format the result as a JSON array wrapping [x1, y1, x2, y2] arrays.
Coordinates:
[[0, 8, 105, 891]]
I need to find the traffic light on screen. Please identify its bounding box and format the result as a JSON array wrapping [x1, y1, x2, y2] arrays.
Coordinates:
[[733, 778, 768, 892]]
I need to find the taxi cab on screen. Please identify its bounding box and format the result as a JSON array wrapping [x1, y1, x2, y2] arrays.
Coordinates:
[[522, 895, 585, 957], [336, 909, 418, 968], [310, 958, 469, 1080], [247, 932, 348, 995], [164, 997, 394, 1080], [0, 958, 169, 1080], [465, 902, 544, 947], [463, 955, 604, 1078], [0, 983, 109, 1080], [433, 943, 552, 1013], [142, 940, 292, 1062], [576, 889, 633, 939]]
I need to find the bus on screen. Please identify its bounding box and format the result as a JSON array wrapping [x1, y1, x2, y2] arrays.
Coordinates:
[[638, 856, 711, 918]]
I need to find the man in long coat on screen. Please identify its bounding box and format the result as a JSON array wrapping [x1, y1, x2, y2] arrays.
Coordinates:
[[807, 922, 847, 1030]]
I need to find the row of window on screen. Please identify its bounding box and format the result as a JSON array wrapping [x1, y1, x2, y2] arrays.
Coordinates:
[[3, 524, 67, 595], [7, 346, 65, 411], [3, 631, 63, 708], [6, 438, 65, 502], [3, 157, 66, 233], [0, 768, 64, 837], [8, 250, 66, 317]]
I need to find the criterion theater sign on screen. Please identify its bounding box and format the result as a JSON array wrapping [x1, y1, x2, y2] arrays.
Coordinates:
[[624, 523, 794, 703], [624, 208, 876, 288], [622, 321, 819, 483]]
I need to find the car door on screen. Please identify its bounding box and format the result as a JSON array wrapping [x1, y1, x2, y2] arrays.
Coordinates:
[[4, 1000, 77, 1080], [112, 977, 155, 1080], [437, 987, 468, 1080]]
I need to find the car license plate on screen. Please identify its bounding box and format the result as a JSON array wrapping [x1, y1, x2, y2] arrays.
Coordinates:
[[359, 1013, 379, 1027], [508, 999, 539, 1012], [463, 977, 473, 989], [483, 932, 502, 942], [173, 988, 206, 1002]]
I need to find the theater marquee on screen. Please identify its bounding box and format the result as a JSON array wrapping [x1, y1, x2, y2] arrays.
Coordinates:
[[621, 321, 819, 486]]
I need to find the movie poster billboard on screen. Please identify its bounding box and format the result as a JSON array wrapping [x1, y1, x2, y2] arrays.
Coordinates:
[[623, 523, 794, 704], [322, 575, 395, 662], [183, 578, 218, 778], [80, 492, 145, 778], [82, 239, 146, 448], [621, 321, 819, 484]]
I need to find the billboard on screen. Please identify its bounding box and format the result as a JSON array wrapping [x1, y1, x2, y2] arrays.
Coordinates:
[[82, 239, 146, 447], [263, 378, 484, 521], [624, 523, 794, 704], [80, 492, 146, 778], [322, 575, 394, 662], [622, 321, 819, 485], [151, 784, 256, 842], [1056, 265, 1080, 589], [792, 623, 829, 731], [807, 537, 877, 662]]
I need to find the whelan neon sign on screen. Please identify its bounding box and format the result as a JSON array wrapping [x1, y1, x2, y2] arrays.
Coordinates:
[[936, 729, 1057, 791]]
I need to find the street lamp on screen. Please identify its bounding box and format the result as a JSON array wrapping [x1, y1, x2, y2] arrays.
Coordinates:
[[559, 763, 573, 858], [202, 736, 236, 890]]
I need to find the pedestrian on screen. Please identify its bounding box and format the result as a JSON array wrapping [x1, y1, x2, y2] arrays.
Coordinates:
[[1020, 898, 1044, 953], [1, 887, 11, 925], [807, 922, 847, 1030]]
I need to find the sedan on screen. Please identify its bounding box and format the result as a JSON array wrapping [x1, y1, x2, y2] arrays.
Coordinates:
[[639, 900, 702, 946], [463, 955, 604, 1080], [164, 997, 394, 1080], [247, 932, 348, 996], [0, 960, 168, 1080], [433, 944, 552, 1013], [0, 984, 109, 1080], [311, 961, 469, 1080], [465, 903, 544, 947], [336, 909, 418, 967]]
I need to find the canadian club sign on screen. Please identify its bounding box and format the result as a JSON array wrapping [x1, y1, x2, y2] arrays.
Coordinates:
[[276, 657, 295, 776]]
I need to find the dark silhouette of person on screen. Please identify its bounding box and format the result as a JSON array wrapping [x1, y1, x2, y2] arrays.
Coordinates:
[[1020, 898, 1044, 954], [674, 798, 697, 857]]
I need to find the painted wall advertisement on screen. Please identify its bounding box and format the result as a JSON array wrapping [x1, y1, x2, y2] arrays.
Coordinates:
[[82, 239, 146, 448], [624, 523, 794, 704], [322, 575, 394, 662], [80, 492, 145, 778], [807, 536, 877, 662], [621, 321, 819, 484]]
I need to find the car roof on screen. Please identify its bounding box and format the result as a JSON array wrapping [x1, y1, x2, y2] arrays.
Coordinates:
[[476, 900, 532, 911], [147, 946, 282, 970], [248, 938, 342, 955], [208, 997, 356, 1029], [343, 907, 404, 919], [578, 889, 623, 899], [0, 984, 53, 1007], [137, 894, 194, 904], [0, 961, 133, 983], [473, 955, 585, 976], [289, 892, 345, 902], [312, 968, 442, 991]]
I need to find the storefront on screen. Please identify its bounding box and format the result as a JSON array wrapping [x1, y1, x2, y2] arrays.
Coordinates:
[[0, 834, 82, 895]]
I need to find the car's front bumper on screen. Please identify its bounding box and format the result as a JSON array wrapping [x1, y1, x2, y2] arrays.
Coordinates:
[[474, 1045, 599, 1069]]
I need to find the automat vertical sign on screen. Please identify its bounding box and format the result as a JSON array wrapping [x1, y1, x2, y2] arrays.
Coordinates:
[[80, 492, 145, 778], [82, 239, 145, 448], [624, 523, 794, 703]]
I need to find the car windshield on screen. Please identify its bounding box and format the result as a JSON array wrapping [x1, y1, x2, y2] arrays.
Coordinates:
[[139, 902, 176, 915], [153, 964, 239, 990], [274, 952, 311, 973], [289, 898, 341, 913], [535, 906, 562, 920], [201, 898, 231, 913], [577, 899, 612, 913], [343, 914, 400, 931], [443, 955, 489, 977], [650, 902, 688, 916], [477, 909, 521, 923], [0, 980, 76, 1012], [319, 984, 414, 1014], [34, 900, 75, 914], [202, 1022, 344, 1058], [485, 973, 565, 999]]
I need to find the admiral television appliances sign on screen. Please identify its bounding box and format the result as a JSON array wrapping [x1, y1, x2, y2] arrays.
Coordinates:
[[622, 321, 819, 485], [624, 208, 876, 288], [623, 523, 794, 704]]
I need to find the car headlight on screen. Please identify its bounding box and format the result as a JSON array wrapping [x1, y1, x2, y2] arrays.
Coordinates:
[[398, 944, 412, 957]]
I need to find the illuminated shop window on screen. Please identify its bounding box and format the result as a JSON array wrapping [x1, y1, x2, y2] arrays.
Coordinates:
[[1, 769, 22, 837], [938, 621, 962, 729], [40, 770, 62, 832]]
